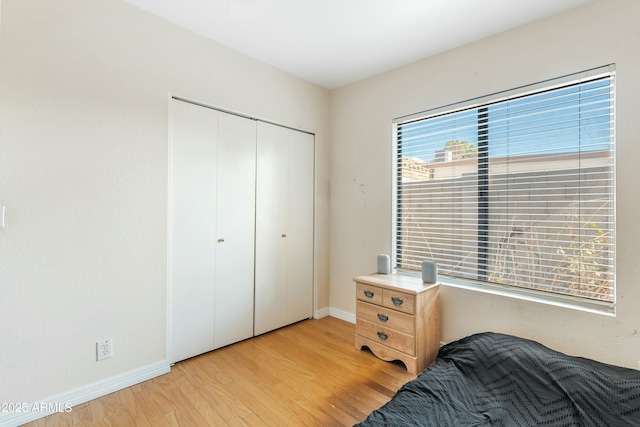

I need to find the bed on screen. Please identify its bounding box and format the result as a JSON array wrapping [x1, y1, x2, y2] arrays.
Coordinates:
[[356, 332, 640, 426]]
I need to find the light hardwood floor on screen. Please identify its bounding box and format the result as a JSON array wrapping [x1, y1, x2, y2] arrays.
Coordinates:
[[23, 316, 416, 426]]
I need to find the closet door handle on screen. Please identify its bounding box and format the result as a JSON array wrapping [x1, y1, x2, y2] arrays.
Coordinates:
[[281, 233, 287, 238], [377, 332, 388, 341], [218, 238, 225, 243]]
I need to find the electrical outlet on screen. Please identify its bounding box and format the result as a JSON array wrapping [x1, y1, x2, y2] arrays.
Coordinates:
[[96, 338, 113, 361]]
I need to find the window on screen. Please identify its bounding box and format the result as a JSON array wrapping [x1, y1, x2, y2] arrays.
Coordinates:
[[394, 66, 615, 311]]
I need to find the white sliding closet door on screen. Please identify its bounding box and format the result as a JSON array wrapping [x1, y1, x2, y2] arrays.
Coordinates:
[[286, 130, 315, 323], [254, 122, 314, 335], [169, 100, 218, 363], [169, 100, 256, 363], [214, 112, 256, 349], [254, 123, 288, 335]]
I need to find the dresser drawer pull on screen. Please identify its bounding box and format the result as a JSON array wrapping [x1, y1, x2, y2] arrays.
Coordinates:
[[377, 313, 389, 322], [364, 290, 375, 298], [377, 331, 388, 341], [391, 297, 404, 306]]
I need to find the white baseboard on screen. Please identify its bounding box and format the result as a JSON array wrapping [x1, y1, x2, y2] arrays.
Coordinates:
[[314, 306, 355, 323], [0, 360, 170, 427], [328, 307, 356, 324], [314, 306, 330, 319]]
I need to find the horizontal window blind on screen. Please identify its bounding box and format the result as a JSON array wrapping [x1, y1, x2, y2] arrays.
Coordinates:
[[395, 66, 615, 304]]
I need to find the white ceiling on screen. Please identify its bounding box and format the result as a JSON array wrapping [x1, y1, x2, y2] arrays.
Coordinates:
[[123, 0, 595, 89]]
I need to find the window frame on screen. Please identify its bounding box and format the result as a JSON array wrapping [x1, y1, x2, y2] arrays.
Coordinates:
[[391, 65, 616, 316]]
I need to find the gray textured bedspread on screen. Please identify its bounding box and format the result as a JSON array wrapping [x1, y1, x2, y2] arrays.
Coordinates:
[[356, 332, 640, 426]]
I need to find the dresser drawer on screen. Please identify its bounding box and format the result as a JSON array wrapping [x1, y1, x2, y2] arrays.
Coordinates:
[[356, 282, 383, 305], [382, 289, 415, 315], [356, 319, 415, 356], [356, 301, 415, 335]]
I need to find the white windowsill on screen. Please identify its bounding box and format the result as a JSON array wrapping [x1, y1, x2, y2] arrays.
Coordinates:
[[394, 270, 616, 317]]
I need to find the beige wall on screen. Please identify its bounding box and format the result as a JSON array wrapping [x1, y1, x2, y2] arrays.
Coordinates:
[[0, 0, 330, 404], [330, 0, 640, 368]]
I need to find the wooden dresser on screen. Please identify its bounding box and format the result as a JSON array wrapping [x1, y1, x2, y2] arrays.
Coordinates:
[[354, 274, 440, 374]]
